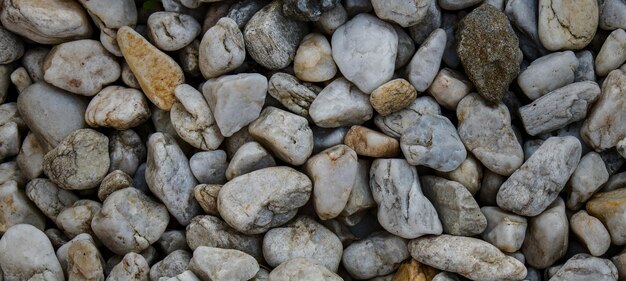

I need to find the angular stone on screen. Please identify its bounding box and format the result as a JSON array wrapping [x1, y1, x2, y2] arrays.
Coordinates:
[[147, 12, 200, 51], [370, 79, 417, 116], [342, 233, 409, 279], [199, 17, 245, 79], [522, 198, 569, 269], [517, 51, 579, 100], [268, 73, 318, 117], [571, 210, 611, 256], [309, 78, 373, 128], [582, 69, 626, 151], [85, 86, 151, 130], [481, 206, 528, 253], [567, 152, 610, 210], [193, 184, 221, 215], [185, 215, 263, 261], [171, 84, 223, 150], [550, 254, 618, 281], [538, 0, 598, 51], [0, 224, 64, 280], [406, 28, 446, 92], [374, 96, 441, 138], [25, 178, 78, 221], [294, 33, 337, 83], [268, 258, 342, 281], [189, 247, 259, 281], [189, 150, 227, 184], [344, 125, 400, 158], [226, 142, 275, 180]]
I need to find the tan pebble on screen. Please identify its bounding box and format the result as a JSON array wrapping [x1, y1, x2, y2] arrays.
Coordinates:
[[344, 125, 400, 157], [370, 79, 417, 116]]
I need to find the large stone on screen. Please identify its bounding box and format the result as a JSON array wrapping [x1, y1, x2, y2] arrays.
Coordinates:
[[342, 233, 409, 279], [522, 198, 569, 269], [0, 224, 64, 280], [549, 254, 618, 281], [85, 86, 151, 130], [538, 0, 598, 50], [517, 51, 579, 100]]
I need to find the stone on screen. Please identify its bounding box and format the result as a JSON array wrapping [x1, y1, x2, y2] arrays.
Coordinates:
[[218, 167, 312, 234], [67, 239, 104, 281], [340, 159, 375, 217], [0, 26, 24, 64], [394, 26, 416, 69], [294, 33, 337, 83], [370, 79, 418, 116], [226, 142, 275, 180], [178, 40, 200, 77], [331, 13, 397, 93], [315, 3, 348, 35], [478, 169, 505, 206], [370, 159, 442, 239], [596, 29, 626, 76], [618, 138, 626, 159], [11, 133, 38, 178], [150, 250, 192, 281], [439, 0, 483, 9], [226, 0, 265, 28], [43, 129, 109, 190], [202, 73, 268, 137], [25, 178, 78, 221], [193, 184, 221, 215], [10, 67, 31, 93], [0, 65, 10, 103], [371, 0, 429, 27], [522, 198, 568, 269], [538, 0, 598, 51], [171, 84, 223, 150], [282, 0, 339, 21], [570, 210, 611, 256], [164, 271, 200, 281], [268, 258, 342, 281], [406, 29, 446, 92], [147, 12, 200, 51], [17, 83, 88, 152], [0, 0, 92, 44], [567, 152, 610, 210], [309, 78, 373, 128], [45, 228, 69, 250], [457, 93, 524, 176], [43, 39, 120, 96], [263, 216, 342, 271], [612, 251, 626, 281], [189, 150, 228, 184], [312, 127, 349, 153], [0, 122, 20, 162], [587, 188, 626, 245], [244, 0, 308, 69], [421, 176, 487, 236], [427, 68, 472, 110], [0, 224, 64, 280], [401, 114, 466, 172], [599, 0, 626, 30], [108, 129, 145, 176], [268, 73, 318, 117], [85, 86, 151, 130], [575, 50, 595, 82], [189, 247, 259, 281], [185, 215, 263, 261], [249, 107, 314, 165], [480, 206, 528, 253], [550, 254, 618, 281], [409, 234, 526, 281], [408, 0, 441, 44], [92, 188, 169, 255], [98, 170, 133, 201], [437, 154, 483, 195], [0, 162, 26, 187], [107, 253, 150, 281], [517, 51, 579, 100], [344, 126, 400, 158], [199, 17, 245, 79], [21, 47, 48, 82], [56, 199, 101, 238], [77, 0, 137, 31], [146, 133, 200, 225], [121, 62, 140, 89], [342, 233, 409, 279], [497, 137, 581, 216], [118, 26, 185, 111], [157, 230, 190, 255], [391, 259, 438, 281], [374, 96, 441, 138], [0, 180, 45, 234], [457, 4, 523, 103]]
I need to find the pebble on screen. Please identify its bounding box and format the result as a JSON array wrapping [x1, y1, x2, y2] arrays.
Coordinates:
[[312, 127, 349, 153], [218, 167, 312, 234], [0, 121, 20, 162], [618, 139, 626, 159], [340, 159, 375, 217], [457, 4, 522, 103], [268, 258, 342, 281], [77, 0, 137, 30], [374, 96, 441, 138], [244, 0, 309, 69], [575, 50, 596, 82], [185, 215, 263, 261], [370, 79, 417, 116], [294, 33, 337, 82], [107, 253, 150, 281], [370, 159, 442, 239], [0, 224, 65, 280], [406, 29, 446, 92], [147, 12, 200, 51], [400, 114, 466, 172], [315, 4, 348, 35], [225, 0, 264, 28], [150, 250, 192, 281], [422, 176, 487, 236], [595, 29, 626, 77], [599, 0, 626, 30], [344, 125, 400, 158], [96, 171, 130, 201], [85, 86, 151, 130], [189, 150, 228, 184], [10, 67, 31, 93], [0, 0, 92, 44], [0, 162, 26, 187], [522, 198, 568, 269], [67, 238, 105, 281], [0, 180, 45, 234], [249, 107, 314, 165], [21, 47, 47, 83], [570, 210, 611, 256], [268, 73, 318, 117], [189, 246, 259, 281], [199, 17, 245, 79], [226, 142, 275, 180], [0, 65, 10, 103], [408, 234, 527, 281], [581, 69, 626, 151], [427, 68, 472, 110], [43, 129, 110, 190], [457, 93, 524, 176], [394, 26, 416, 70], [164, 271, 200, 281], [117, 26, 185, 111], [0, 26, 24, 64], [309, 78, 373, 128], [567, 152, 610, 210], [146, 133, 201, 225], [108, 129, 145, 176], [157, 230, 190, 255], [283, 0, 339, 21], [538, 0, 598, 50], [331, 13, 397, 93], [439, 0, 483, 10], [549, 254, 618, 281], [263, 216, 342, 271], [178, 40, 200, 77], [56, 199, 101, 238], [193, 184, 221, 215], [437, 154, 483, 195], [371, 0, 429, 27], [408, 0, 441, 44], [517, 51, 579, 100], [587, 188, 626, 245], [612, 251, 626, 280], [171, 84, 223, 150], [202, 73, 268, 137], [305, 145, 357, 220], [480, 206, 528, 253], [25, 178, 78, 221], [121, 62, 140, 89], [342, 233, 409, 279], [391, 259, 438, 281]]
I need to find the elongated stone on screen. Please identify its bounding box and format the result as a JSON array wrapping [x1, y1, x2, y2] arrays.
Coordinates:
[[571, 210, 611, 256], [406, 28, 446, 92], [170, 84, 223, 150], [309, 78, 373, 128], [517, 51, 578, 100], [566, 152, 610, 210], [344, 125, 400, 158]]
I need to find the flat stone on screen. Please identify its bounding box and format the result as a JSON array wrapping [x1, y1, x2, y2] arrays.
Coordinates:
[[331, 13, 397, 93], [538, 0, 598, 50], [226, 142, 275, 180], [0, 180, 45, 234], [85, 86, 151, 130], [0, 224, 64, 280], [107, 253, 150, 281], [370, 159, 442, 239], [199, 17, 245, 79], [567, 152, 610, 210], [193, 184, 221, 215], [171, 84, 223, 150], [185, 215, 263, 261], [522, 198, 569, 269], [374, 96, 441, 138], [342, 233, 409, 279], [294, 33, 337, 83], [596, 29, 626, 76], [189, 150, 228, 184], [481, 206, 527, 253], [268, 258, 342, 281], [370, 79, 417, 116], [309, 78, 373, 128], [0, 26, 24, 64], [599, 0, 626, 30], [587, 188, 626, 245], [409, 234, 527, 281], [108, 129, 145, 176], [344, 125, 400, 158], [517, 51, 578, 100], [147, 12, 200, 51], [371, 0, 429, 27], [427, 68, 472, 110], [189, 247, 259, 281], [550, 254, 618, 281], [570, 210, 611, 256], [150, 250, 191, 281], [25, 178, 78, 221], [406, 28, 446, 92]]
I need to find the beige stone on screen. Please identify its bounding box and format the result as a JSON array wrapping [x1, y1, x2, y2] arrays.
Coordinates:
[[344, 125, 400, 157], [370, 79, 418, 116], [538, 0, 598, 50]]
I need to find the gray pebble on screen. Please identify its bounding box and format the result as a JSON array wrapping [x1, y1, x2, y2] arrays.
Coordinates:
[[0, 26, 24, 64], [185, 215, 263, 261], [575, 50, 596, 82], [226, 142, 275, 180], [315, 3, 348, 35], [522, 198, 568, 269], [599, 0, 626, 30], [0, 180, 45, 234], [283, 0, 339, 21], [341, 159, 376, 218], [439, 0, 483, 10], [199, 17, 245, 79], [157, 230, 190, 255], [189, 246, 259, 281], [406, 29, 446, 92], [517, 51, 578, 100], [147, 12, 201, 51], [393, 26, 416, 70], [189, 150, 228, 184], [178, 40, 200, 77], [150, 250, 191, 281], [371, 0, 429, 27], [171, 84, 223, 150], [0, 224, 64, 280], [227, 0, 267, 28], [21, 47, 48, 82], [309, 78, 373, 128], [107, 253, 150, 281], [268, 73, 318, 117], [56, 199, 101, 239], [342, 233, 409, 279], [481, 206, 527, 253], [408, 0, 441, 44], [98, 170, 133, 201], [268, 258, 342, 281], [312, 126, 349, 153], [566, 152, 610, 210], [108, 129, 146, 176], [374, 96, 441, 138]]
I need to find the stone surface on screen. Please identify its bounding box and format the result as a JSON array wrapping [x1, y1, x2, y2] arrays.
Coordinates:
[[268, 258, 342, 281], [0, 224, 64, 280], [342, 233, 409, 279], [107, 253, 150, 281], [0, 26, 24, 64], [185, 215, 263, 261], [189, 150, 228, 184], [550, 254, 618, 281], [157, 230, 190, 255], [171, 84, 223, 150], [393, 24, 416, 70], [582, 69, 626, 151], [199, 17, 245, 79], [66, 239, 104, 281], [427, 68, 472, 110], [189, 247, 259, 281], [538, 0, 598, 50], [77, 0, 137, 31], [437, 154, 482, 195], [375, 96, 441, 138], [522, 198, 569, 269], [570, 210, 611, 256], [408, 0, 441, 44], [85, 86, 151, 130], [391, 259, 438, 281], [108, 129, 145, 176], [147, 12, 200, 51], [150, 250, 192, 281], [25, 178, 78, 221], [371, 0, 429, 27], [597, 29, 626, 77], [11, 67, 32, 93], [517, 51, 579, 100], [587, 188, 626, 245], [98, 170, 133, 201], [406, 28, 446, 92], [294, 33, 337, 83], [56, 199, 101, 238], [309, 78, 373, 128], [268, 73, 318, 117], [193, 184, 221, 215], [567, 152, 610, 210], [0, 180, 45, 234], [282, 0, 339, 21], [480, 206, 527, 253], [226, 142, 274, 180], [370, 79, 417, 116], [599, 0, 626, 30], [344, 125, 400, 158], [315, 3, 348, 34]]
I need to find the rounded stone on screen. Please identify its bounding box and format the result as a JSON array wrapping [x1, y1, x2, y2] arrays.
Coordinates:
[[171, 84, 223, 151], [85, 86, 151, 130], [189, 150, 228, 184], [538, 0, 598, 51], [268, 258, 342, 281], [370, 79, 418, 116], [0, 224, 64, 280], [0, 26, 24, 64], [294, 33, 337, 83], [0, 180, 46, 234], [342, 233, 409, 279], [343, 125, 400, 158], [371, 0, 429, 27], [199, 17, 245, 79], [147, 12, 201, 51], [189, 246, 259, 281]]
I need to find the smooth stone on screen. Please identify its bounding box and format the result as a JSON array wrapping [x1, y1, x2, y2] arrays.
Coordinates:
[[370, 159, 442, 239], [98, 170, 133, 201], [226, 0, 266, 29], [147, 12, 200, 51], [199, 17, 245, 79], [517, 51, 578, 100], [193, 184, 221, 216], [21, 47, 48, 82], [56, 199, 101, 238], [0, 224, 64, 280], [25, 178, 78, 221], [481, 206, 528, 253], [268, 258, 342, 281], [118, 26, 185, 111], [409, 234, 527, 281], [202, 73, 268, 137], [185, 215, 263, 261], [457, 93, 523, 176], [309, 78, 373, 128], [550, 254, 618, 281], [370, 79, 417, 116], [244, 0, 308, 70], [249, 107, 313, 165], [344, 126, 400, 158], [0, 180, 45, 234], [315, 3, 348, 35], [311, 126, 349, 153], [10, 67, 31, 93], [401, 114, 466, 172], [599, 0, 626, 30], [67, 239, 104, 281], [581, 69, 626, 151], [100, 29, 123, 57], [567, 152, 610, 210], [331, 13, 397, 93], [305, 145, 357, 220], [77, 0, 137, 30], [0, 122, 20, 162], [189, 246, 259, 281], [522, 198, 569, 269], [108, 129, 145, 176], [171, 84, 223, 150], [505, 0, 542, 53], [570, 210, 611, 256], [218, 167, 312, 234], [374, 96, 441, 138], [282, 0, 339, 21], [422, 176, 487, 236], [439, 0, 483, 9], [538, 0, 598, 51], [157, 230, 190, 255], [150, 250, 192, 281], [587, 188, 626, 245], [406, 29, 446, 92], [146, 133, 200, 225], [189, 150, 227, 184], [268, 73, 318, 117], [342, 233, 409, 279], [294, 33, 337, 83], [0, 0, 92, 44], [107, 253, 150, 281], [602, 171, 626, 192], [371, 0, 429, 27], [457, 4, 522, 103], [85, 86, 151, 130], [431, 272, 460, 281], [596, 29, 626, 76], [427, 68, 472, 110], [0, 26, 24, 64], [437, 154, 483, 195], [225, 142, 275, 180], [408, 0, 441, 44], [479, 169, 504, 206]]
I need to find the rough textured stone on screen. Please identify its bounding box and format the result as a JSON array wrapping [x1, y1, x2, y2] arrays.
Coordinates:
[[294, 33, 337, 82], [522, 198, 569, 269], [193, 184, 221, 215], [147, 12, 200, 51], [427, 68, 472, 110], [0, 224, 64, 280], [391, 259, 438, 281], [98, 170, 133, 201], [375, 96, 441, 138], [268, 73, 318, 117], [107, 253, 150, 281], [0, 26, 24, 64], [199, 17, 245, 79], [170, 84, 223, 150], [283, 0, 339, 21], [225, 142, 274, 180], [550, 254, 618, 281], [67, 239, 104, 281], [342, 233, 409, 279], [150, 250, 192, 281], [108, 129, 145, 176], [56, 199, 101, 239], [538, 0, 598, 51], [370, 79, 418, 116], [189, 247, 259, 281], [309, 78, 373, 128], [25, 178, 78, 221], [185, 215, 263, 261], [85, 86, 151, 130]]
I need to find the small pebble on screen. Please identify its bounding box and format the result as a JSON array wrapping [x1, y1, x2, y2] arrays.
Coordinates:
[[189, 150, 228, 184], [185, 215, 263, 261], [147, 12, 201, 51], [522, 198, 569, 269], [98, 170, 133, 201], [189, 246, 259, 281], [480, 206, 528, 253], [193, 184, 221, 216], [342, 232, 409, 279], [406, 28, 446, 92], [199, 17, 245, 79], [570, 210, 611, 256], [225, 142, 275, 180], [294, 33, 337, 83], [170, 84, 223, 150], [309, 78, 373, 128], [369, 78, 418, 116]]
